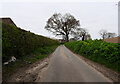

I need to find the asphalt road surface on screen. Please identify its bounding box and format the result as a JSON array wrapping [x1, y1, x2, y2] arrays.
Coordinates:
[[39, 45, 111, 82]]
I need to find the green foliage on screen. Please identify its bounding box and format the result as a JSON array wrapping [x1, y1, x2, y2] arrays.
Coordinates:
[[65, 39, 120, 73], [2, 22, 59, 62], [3, 45, 58, 79]]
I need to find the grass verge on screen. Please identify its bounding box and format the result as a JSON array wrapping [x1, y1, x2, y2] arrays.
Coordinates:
[[64, 40, 120, 73], [2, 44, 59, 79]]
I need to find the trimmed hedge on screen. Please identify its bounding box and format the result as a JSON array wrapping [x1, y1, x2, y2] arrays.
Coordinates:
[[65, 39, 120, 73], [2, 22, 58, 62]]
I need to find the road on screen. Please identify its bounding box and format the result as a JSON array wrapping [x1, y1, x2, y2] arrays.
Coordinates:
[[37, 45, 111, 82]]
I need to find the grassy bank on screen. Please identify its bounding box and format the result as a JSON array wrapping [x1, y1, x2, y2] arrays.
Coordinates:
[[2, 22, 58, 62], [3, 44, 58, 79], [2, 22, 59, 79], [65, 39, 120, 73]]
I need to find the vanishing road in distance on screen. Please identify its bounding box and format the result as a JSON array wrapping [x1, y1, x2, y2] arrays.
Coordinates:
[[37, 45, 111, 82]]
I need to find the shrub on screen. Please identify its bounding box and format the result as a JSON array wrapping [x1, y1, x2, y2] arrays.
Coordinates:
[[2, 22, 58, 62], [65, 39, 120, 72]]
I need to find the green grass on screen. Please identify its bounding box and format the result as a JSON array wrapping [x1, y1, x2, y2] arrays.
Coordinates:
[[3, 44, 59, 79], [2, 22, 59, 79], [2, 22, 59, 62]]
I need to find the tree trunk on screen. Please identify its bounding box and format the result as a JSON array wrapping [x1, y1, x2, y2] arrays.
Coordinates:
[[66, 34, 69, 42], [103, 35, 105, 39], [82, 35, 85, 41]]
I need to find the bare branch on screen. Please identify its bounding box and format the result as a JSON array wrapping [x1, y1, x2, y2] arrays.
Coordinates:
[[45, 13, 80, 42]]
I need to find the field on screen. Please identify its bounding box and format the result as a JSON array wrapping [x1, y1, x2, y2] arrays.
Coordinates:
[[65, 39, 120, 73]]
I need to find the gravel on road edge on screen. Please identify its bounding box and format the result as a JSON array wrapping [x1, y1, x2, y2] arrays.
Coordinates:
[[72, 51, 119, 82], [3, 47, 58, 82]]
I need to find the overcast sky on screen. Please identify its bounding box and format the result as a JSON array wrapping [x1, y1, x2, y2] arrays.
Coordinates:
[[0, 0, 119, 39]]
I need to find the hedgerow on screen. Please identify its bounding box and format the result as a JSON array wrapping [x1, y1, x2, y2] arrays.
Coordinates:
[[2, 22, 58, 62], [65, 39, 120, 73]]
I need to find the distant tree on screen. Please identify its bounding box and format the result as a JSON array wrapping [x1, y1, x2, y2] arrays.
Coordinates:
[[99, 29, 107, 39], [106, 33, 116, 38], [99, 29, 116, 39], [45, 13, 80, 42], [72, 28, 90, 41], [84, 34, 91, 40]]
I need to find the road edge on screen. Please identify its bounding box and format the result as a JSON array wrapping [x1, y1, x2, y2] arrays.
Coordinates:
[[3, 46, 59, 82], [64, 45, 119, 82]]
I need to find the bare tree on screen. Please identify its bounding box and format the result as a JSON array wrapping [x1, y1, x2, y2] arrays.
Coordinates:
[[84, 34, 91, 40], [45, 13, 80, 42], [72, 28, 90, 41], [106, 33, 116, 38], [80, 28, 89, 41], [99, 29, 116, 39], [99, 29, 107, 39]]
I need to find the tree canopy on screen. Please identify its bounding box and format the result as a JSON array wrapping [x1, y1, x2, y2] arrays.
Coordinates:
[[99, 29, 116, 39], [45, 13, 80, 42], [72, 28, 91, 41]]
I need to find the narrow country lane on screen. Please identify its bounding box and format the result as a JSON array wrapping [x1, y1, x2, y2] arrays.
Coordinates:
[[36, 45, 111, 82]]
